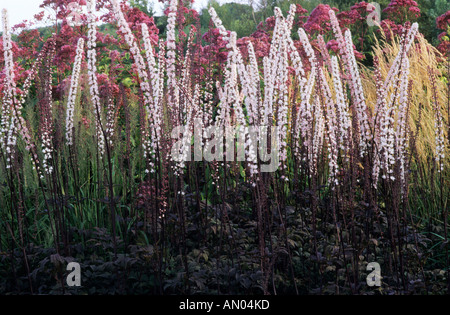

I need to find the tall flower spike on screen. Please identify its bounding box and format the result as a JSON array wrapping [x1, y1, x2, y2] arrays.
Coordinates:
[[344, 29, 372, 155], [166, 0, 178, 120], [331, 56, 351, 154], [395, 54, 410, 188], [295, 28, 316, 159], [141, 23, 159, 103], [298, 28, 316, 68], [2, 8, 43, 176], [318, 35, 332, 69], [318, 67, 339, 185], [41, 39, 57, 175], [1, 8, 16, 151], [245, 41, 261, 126], [329, 9, 351, 72], [209, 7, 229, 42], [111, 0, 161, 172], [311, 94, 325, 175], [286, 4, 296, 32], [384, 23, 418, 90], [87, 0, 105, 155], [66, 38, 84, 146]]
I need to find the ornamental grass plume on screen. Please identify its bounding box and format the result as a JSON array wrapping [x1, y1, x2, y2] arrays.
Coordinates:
[[428, 67, 446, 173], [368, 25, 447, 173], [369, 26, 417, 185]]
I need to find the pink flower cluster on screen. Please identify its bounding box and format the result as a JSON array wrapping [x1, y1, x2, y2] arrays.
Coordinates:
[[383, 0, 421, 21], [437, 10, 450, 30], [303, 4, 338, 35], [436, 11, 450, 55], [338, 2, 376, 27]]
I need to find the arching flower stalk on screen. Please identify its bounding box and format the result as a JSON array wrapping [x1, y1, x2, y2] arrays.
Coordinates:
[[318, 67, 339, 186], [172, 28, 199, 177], [65, 38, 84, 146], [87, 0, 105, 156], [2, 9, 43, 176], [229, 39, 259, 179], [310, 94, 325, 175], [384, 23, 419, 91], [245, 41, 261, 126], [208, 7, 229, 42], [179, 26, 197, 120], [287, 28, 309, 161], [395, 54, 411, 189], [209, 10, 255, 130], [157, 39, 166, 108], [329, 9, 351, 78], [1, 8, 16, 154], [141, 23, 159, 101], [261, 9, 285, 126], [105, 95, 116, 148], [111, 0, 160, 173], [274, 15, 290, 176], [330, 10, 372, 155], [209, 25, 259, 179], [40, 39, 56, 175], [166, 0, 179, 125], [377, 67, 397, 181], [331, 56, 351, 155], [296, 27, 317, 159], [344, 29, 372, 155], [286, 4, 297, 32], [172, 85, 199, 177], [318, 34, 332, 70], [372, 57, 387, 186]]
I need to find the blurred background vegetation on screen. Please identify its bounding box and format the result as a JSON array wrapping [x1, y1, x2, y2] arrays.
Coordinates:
[[125, 0, 449, 45]]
